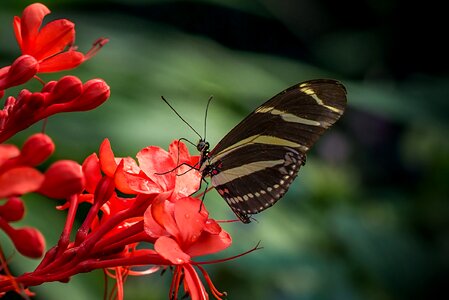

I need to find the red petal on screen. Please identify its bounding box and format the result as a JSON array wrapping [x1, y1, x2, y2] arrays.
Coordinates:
[[82, 153, 102, 194], [37, 51, 84, 73], [19, 3, 51, 53], [189, 155, 201, 168], [136, 147, 175, 191], [0, 167, 44, 198], [122, 170, 161, 194], [182, 264, 209, 300], [0, 144, 19, 164], [13, 16, 23, 51], [172, 164, 201, 200], [203, 219, 222, 234], [121, 157, 141, 174], [151, 197, 179, 238], [99, 139, 117, 177], [174, 197, 208, 246], [186, 229, 232, 258], [32, 19, 75, 59], [169, 140, 192, 165], [154, 236, 190, 265], [168, 140, 201, 170], [114, 159, 140, 194], [143, 204, 166, 238]]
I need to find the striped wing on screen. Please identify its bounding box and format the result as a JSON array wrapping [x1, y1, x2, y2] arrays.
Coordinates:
[[206, 79, 347, 223]]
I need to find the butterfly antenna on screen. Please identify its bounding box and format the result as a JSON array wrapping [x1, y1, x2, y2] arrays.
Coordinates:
[[161, 96, 202, 139], [203, 96, 213, 140]]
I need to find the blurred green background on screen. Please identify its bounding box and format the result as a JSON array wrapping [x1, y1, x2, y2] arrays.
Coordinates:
[[1, 0, 448, 299]]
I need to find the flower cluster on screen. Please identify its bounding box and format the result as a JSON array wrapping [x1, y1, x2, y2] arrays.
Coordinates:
[[0, 2, 109, 142], [0, 2, 108, 262], [0, 3, 246, 300], [0, 133, 84, 259]]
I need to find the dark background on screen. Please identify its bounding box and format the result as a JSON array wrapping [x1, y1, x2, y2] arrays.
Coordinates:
[[1, 0, 448, 299]]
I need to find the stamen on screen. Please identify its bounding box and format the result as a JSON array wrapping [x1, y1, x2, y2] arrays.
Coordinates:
[[195, 241, 263, 265], [197, 265, 226, 300], [85, 38, 109, 60], [169, 266, 183, 300]]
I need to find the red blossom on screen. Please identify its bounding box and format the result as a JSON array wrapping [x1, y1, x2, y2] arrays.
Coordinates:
[[0, 139, 247, 300], [116, 140, 201, 200], [146, 197, 232, 300], [13, 3, 108, 73], [87, 140, 232, 300]]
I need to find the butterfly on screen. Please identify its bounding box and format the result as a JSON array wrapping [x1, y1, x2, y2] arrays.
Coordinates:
[[196, 79, 347, 223]]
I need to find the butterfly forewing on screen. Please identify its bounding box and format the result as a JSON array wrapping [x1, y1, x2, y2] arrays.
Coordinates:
[[201, 79, 347, 223]]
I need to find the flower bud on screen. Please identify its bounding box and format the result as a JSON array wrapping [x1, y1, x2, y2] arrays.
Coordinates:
[[6, 55, 39, 87], [71, 79, 110, 111], [41, 80, 57, 93], [47, 75, 83, 104], [38, 160, 85, 199], [11, 226, 45, 258], [4, 95, 17, 113], [23, 92, 45, 110], [19, 133, 55, 166], [0, 197, 25, 222]]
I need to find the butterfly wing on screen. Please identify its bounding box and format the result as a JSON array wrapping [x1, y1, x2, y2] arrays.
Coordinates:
[[204, 79, 347, 223]]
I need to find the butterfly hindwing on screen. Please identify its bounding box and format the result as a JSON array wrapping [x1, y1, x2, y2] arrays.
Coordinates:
[[211, 144, 305, 223]]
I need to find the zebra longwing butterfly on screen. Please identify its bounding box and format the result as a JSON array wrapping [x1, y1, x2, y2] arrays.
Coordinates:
[[197, 79, 347, 223]]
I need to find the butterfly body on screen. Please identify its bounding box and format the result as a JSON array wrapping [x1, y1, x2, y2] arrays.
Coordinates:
[[198, 79, 347, 223]]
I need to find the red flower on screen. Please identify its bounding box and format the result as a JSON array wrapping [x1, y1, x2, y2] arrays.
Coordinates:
[[0, 138, 251, 300], [13, 3, 108, 73], [85, 140, 232, 300], [146, 197, 232, 300], [116, 140, 201, 200]]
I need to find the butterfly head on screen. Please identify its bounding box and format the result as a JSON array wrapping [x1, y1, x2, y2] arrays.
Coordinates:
[[196, 139, 210, 155]]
